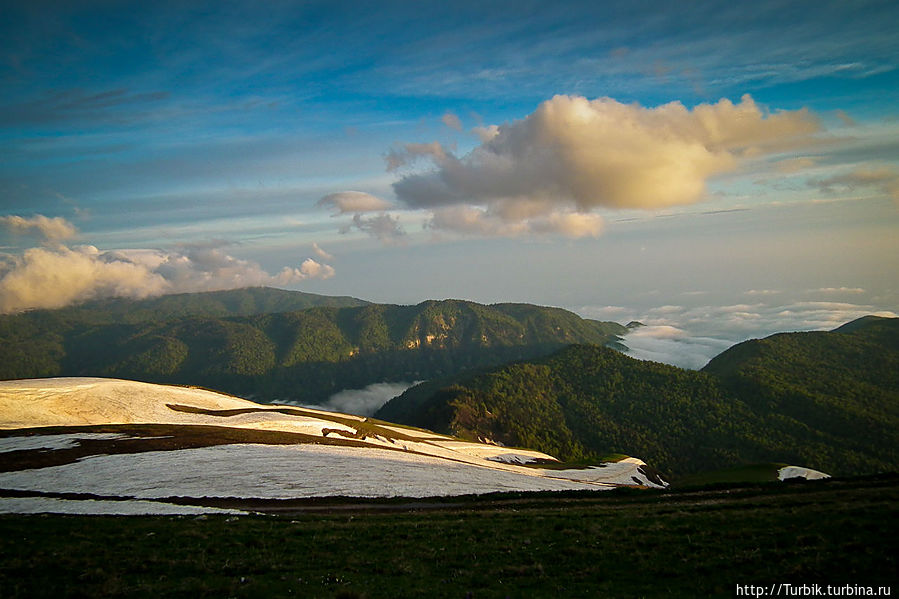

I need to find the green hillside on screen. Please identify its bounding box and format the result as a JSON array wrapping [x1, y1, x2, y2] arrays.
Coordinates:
[[0, 290, 626, 404], [376, 316, 899, 478]]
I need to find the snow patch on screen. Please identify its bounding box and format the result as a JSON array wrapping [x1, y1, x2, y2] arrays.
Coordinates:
[[0, 433, 129, 453], [546, 458, 668, 488], [0, 444, 610, 499], [0, 497, 244, 515], [777, 466, 831, 481], [0, 377, 669, 511]]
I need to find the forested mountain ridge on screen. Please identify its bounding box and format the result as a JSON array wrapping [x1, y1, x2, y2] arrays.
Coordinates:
[[3, 286, 369, 325], [376, 316, 899, 478], [0, 289, 626, 404]]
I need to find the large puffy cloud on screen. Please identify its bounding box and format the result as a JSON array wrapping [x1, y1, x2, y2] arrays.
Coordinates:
[[392, 94, 820, 236], [0, 216, 335, 314], [0, 245, 168, 313], [0, 215, 77, 243]]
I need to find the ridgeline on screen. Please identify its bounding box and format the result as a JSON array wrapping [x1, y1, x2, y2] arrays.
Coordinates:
[[376, 316, 899, 478], [0, 287, 625, 404]]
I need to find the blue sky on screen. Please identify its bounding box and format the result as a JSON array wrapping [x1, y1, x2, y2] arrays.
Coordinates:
[[1, 0, 897, 365]]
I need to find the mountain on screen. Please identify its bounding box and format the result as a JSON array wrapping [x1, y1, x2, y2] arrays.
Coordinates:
[[700, 315, 899, 473], [377, 344, 759, 476], [376, 316, 899, 478], [0, 289, 626, 404]]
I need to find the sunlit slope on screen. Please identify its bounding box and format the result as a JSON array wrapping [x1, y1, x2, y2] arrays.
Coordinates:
[[0, 377, 666, 503], [0, 292, 625, 404]]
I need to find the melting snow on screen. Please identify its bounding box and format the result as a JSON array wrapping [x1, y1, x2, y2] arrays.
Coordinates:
[[0, 433, 129, 453], [546, 458, 667, 489], [0, 497, 244, 515], [778, 466, 831, 481], [0, 377, 671, 514], [0, 444, 607, 499]]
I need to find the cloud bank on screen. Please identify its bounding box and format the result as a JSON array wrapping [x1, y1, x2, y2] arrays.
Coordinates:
[[0, 217, 334, 314], [580, 300, 897, 370], [391, 94, 820, 237], [313, 381, 418, 417]]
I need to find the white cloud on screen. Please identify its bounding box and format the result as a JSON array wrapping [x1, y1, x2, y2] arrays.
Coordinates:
[[812, 165, 899, 203], [0, 245, 167, 313], [623, 325, 734, 370], [774, 156, 817, 174], [0, 229, 335, 313], [427, 206, 603, 238], [812, 287, 865, 294], [317, 191, 392, 214], [295, 258, 335, 281], [472, 124, 499, 142], [340, 213, 406, 244], [389, 94, 820, 238], [531, 212, 604, 238], [745, 289, 782, 296], [441, 112, 463, 131], [311, 242, 334, 261], [0, 215, 77, 243], [386, 142, 453, 172], [309, 382, 418, 417]]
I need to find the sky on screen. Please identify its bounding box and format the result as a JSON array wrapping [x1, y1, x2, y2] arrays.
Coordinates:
[[1, 0, 897, 367]]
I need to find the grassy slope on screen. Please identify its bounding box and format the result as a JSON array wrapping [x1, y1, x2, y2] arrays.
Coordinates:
[[376, 317, 899, 478], [378, 345, 768, 475], [1, 477, 896, 598], [701, 316, 899, 474]]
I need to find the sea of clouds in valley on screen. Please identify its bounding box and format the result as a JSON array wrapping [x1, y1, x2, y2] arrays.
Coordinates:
[[578, 299, 897, 369]]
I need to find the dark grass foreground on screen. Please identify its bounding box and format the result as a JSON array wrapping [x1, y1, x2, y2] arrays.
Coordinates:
[[1, 476, 896, 598]]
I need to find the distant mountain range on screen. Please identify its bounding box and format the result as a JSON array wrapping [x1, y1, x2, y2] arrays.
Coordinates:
[[2, 288, 895, 481], [376, 316, 899, 479], [0, 287, 625, 404]]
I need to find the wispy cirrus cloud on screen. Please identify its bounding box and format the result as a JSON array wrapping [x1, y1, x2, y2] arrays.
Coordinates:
[[0, 88, 171, 127], [441, 112, 463, 131], [311, 242, 334, 261], [317, 191, 393, 214], [811, 165, 899, 203]]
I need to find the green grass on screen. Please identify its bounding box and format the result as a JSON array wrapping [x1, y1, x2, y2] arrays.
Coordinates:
[[673, 463, 787, 488], [1, 476, 896, 598]]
